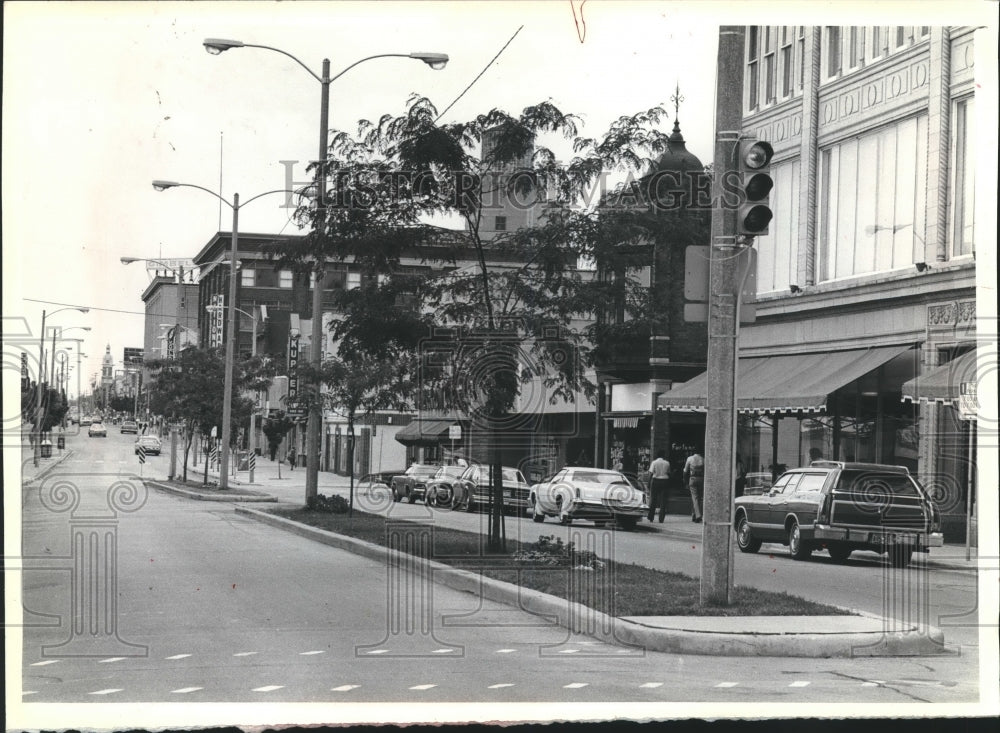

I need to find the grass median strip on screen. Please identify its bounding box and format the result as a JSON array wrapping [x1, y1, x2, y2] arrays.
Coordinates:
[[267, 506, 850, 617]]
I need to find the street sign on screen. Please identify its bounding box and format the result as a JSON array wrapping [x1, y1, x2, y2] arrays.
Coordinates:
[[449, 425, 462, 441], [123, 347, 144, 364], [137, 445, 147, 464], [959, 381, 977, 419], [210, 425, 217, 438]]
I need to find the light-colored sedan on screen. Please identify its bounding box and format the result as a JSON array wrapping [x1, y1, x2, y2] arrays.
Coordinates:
[[88, 422, 107, 437], [134, 435, 161, 455], [530, 466, 648, 530]]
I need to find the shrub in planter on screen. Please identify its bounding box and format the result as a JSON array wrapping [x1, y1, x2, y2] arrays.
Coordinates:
[[307, 493, 350, 514], [512, 534, 604, 570]]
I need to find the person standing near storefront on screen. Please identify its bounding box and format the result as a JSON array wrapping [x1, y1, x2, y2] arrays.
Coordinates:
[[683, 450, 705, 523], [646, 451, 671, 523]]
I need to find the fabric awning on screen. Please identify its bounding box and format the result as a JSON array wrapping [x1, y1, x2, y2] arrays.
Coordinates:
[[657, 345, 914, 414], [611, 416, 641, 429], [901, 348, 978, 405], [394, 418, 460, 446]]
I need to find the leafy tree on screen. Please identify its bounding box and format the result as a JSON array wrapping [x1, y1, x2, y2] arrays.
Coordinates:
[[22, 382, 69, 437], [282, 96, 688, 549], [146, 347, 273, 483]]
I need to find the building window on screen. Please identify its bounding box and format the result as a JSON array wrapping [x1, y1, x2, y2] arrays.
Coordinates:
[[824, 26, 842, 80], [494, 215, 507, 231], [346, 272, 362, 290], [763, 27, 777, 104], [747, 26, 760, 111], [847, 26, 864, 70], [241, 268, 255, 287], [754, 158, 801, 293], [797, 27, 805, 91], [279, 269, 293, 288], [780, 27, 794, 99], [951, 97, 975, 258], [817, 114, 928, 282]]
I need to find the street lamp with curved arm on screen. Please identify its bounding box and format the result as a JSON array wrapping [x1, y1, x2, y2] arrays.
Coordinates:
[[203, 37, 448, 500], [153, 181, 292, 489]]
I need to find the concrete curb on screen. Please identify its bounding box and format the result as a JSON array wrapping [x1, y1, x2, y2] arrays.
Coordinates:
[[234, 505, 947, 658], [21, 449, 74, 486], [146, 480, 277, 502]]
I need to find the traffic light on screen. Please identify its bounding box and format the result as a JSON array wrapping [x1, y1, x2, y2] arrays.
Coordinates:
[[737, 139, 774, 237]]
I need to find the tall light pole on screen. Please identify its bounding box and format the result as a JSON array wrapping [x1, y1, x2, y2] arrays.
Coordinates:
[[203, 37, 448, 501], [153, 180, 291, 488], [34, 307, 89, 465]]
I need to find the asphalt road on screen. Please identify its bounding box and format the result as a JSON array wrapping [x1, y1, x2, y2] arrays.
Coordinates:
[[14, 431, 986, 717]]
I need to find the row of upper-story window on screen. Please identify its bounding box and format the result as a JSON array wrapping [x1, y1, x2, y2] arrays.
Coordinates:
[[237, 267, 367, 290], [745, 26, 931, 114], [753, 97, 975, 294]]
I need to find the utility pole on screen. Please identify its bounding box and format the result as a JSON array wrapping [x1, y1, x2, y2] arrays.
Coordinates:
[[701, 26, 746, 606]]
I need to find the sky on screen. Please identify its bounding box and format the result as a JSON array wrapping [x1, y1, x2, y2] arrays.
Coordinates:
[[2, 0, 994, 398]]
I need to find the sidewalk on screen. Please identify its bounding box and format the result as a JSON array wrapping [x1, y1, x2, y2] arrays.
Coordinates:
[[18, 436, 74, 485]]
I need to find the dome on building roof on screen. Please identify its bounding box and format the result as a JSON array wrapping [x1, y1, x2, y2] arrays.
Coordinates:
[[652, 118, 704, 175]]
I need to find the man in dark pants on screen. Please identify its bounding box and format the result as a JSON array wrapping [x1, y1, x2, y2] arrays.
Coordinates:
[[646, 450, 671, 523]]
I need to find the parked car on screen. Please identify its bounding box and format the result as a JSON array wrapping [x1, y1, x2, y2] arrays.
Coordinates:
[[391, 464, 440, 503], [449, 465, 531, 513], [80, 416, 92, 426], [530, 467, 648, 530], [134, 435, 161, 455], [121, 421, 138, 434], [733, 461, 943, 567], [742, 472, 774, 496], [423, 465, 472, 507], [88, 422, 107, 437]]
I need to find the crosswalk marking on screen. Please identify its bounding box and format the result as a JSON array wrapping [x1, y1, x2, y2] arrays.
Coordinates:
[[22, 691, 38, 696], [410, 684, 437, 691], [558, 649, 580, 654], [252, 685, 284, 692], [299, 650, 325, 656], [331, 685, 360, 692], [165, 654, 191, 660], [715, 682, 739, 688], [789, 681, 811, 687], [564, 683, 589, 689], [89, 688, 123, 695], [489, 683, 515, 689], [30, 660, 60, 666], [170, 687, 203, 694], [98, 657, 126, 663], [432, 648, 456, 654], [365, 649, 390, 655], [496, 649, 516, 653], [640, 682, 664, 688], [233, 652, 258, 657]]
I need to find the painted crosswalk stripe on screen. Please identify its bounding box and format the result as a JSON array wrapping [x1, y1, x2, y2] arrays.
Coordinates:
[[252, 685, 284, 692], [365, 649, 390, 655], [432, 648, 455, 654], [564, 683, 589, 689], [98, 657, 126, 663], [22, 691, 38, 696], [558, 649, 580, 654], [489, 683, 515, 689], [410, 684, 437, 691], [299, 650, 325, 656], [789, 681, 811, 687], [331, 685, 360, 692], [165, 654, 191, 660], [171, 687, 203, 694], [640, 682, 663, 689], [496, 649, 516, 654], [30, 660, 60, 666], [89, 688, 123, 695], [861, 682, 879, 687], [233, 652, 258, 657], [715, 682, 739, 688]]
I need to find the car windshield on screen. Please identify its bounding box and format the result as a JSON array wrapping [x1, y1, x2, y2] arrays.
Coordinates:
[[572, 471, 627, 485], [435, 466, 465, 479], [408, 465, 438, 477]]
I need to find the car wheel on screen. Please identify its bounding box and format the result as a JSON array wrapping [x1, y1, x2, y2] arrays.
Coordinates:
[[392, 487, 401, 503], [888, 545, 914, 568], [616, 516, 637, 531], [828, 545, 852, 563], [788, 519, 812, 560], [531, 496, 546, 523], [556, 497, 571, 525], [736, 513, 762, 553]]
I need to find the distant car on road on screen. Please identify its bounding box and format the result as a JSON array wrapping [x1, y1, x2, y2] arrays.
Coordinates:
[[733, 461, 943, 567], [423, 465, 471, 507], [134, 435, 161, 455], [530, 467, 647, 530], [391, 464, 440, 503], [121, 421, 138, 434], [88, 422, 107, 438], [80, 416, 93, 426]]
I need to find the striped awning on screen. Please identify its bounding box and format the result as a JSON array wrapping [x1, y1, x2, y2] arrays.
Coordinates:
[[612, 416, 640, 429], [658, 345, 915, 414], [901, 348, 979, 405]]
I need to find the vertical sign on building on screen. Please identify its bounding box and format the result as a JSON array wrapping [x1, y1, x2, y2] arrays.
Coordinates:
[[287, 334, 301, 415], [209, 294, 225, 348], [21, 352, 29, 391]]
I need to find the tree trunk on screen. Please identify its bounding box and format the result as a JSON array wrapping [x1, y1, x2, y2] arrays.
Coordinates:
[[348, 410, 355, 518], [488, 425, 506, 553]]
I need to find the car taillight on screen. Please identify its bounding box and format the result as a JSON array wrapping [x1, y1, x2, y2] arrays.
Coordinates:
[[817, 492, 832, 524]]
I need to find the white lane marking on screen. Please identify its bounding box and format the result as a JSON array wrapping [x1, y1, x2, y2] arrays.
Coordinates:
[[564, 683, 589, 689], [299, 650, 325, 656], [365, 649, 389, 655], [789, 681, 811, 687], [171, 687, 203, 694], [431, 648, 455, 654], [715, 682, 739, 688], [496, 649, 516, 654], [252, 685, 284, 692], [30, 660, 60, 666], [640, 682, 664, 688], [233, 652, 258, 657], [488, 684, 515, 689], [558, 649, 580, 654], [22, 691, 38, 696], [862, 682, 879, 687], [98, 657, 126, 663], [410, 684, 437, 691], [165, 654, 191, 660], [331, 685, 360, 692], [89, 688, 123, 695]]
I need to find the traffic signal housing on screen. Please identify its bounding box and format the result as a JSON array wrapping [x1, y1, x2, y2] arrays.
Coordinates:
[[737, 139, 774, 237]]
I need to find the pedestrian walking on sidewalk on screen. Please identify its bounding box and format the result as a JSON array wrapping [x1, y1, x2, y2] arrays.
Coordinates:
[[646, 450, 671, 523], [287, 445, 296, 471], [683, 450, 704, 523]]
